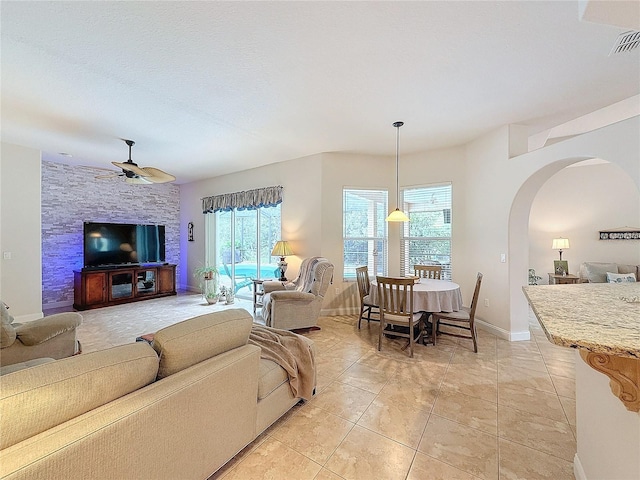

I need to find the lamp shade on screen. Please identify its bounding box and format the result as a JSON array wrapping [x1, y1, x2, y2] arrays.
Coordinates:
[[386, 208, 410, 222], [271, 241, 294, 257], [552, 238, 570, 250]]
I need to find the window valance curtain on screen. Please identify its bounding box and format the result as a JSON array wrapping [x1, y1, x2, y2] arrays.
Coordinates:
[[202, 185, 283, 213]]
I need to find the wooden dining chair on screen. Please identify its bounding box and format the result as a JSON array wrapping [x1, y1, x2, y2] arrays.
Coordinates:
[[355, 266, 379, 329], [376, 276, 423, 358], [431, 272, 483, 352], [414, 265, 442, 280]]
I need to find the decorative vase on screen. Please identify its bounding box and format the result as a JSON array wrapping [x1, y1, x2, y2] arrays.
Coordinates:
[[225, 292, 235, 305], [205, 295, 219, 305]]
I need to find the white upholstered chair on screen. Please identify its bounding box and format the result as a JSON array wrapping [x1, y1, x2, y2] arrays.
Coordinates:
[[1, 302, 82, 367], [261, 257, 334, 330]]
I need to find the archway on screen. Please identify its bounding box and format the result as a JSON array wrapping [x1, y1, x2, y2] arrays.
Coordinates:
[[506, 116, 640, 339], [508, 157, 592, 338]]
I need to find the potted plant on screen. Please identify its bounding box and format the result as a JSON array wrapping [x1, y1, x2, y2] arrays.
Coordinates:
[[193, 266, 220, 304], [224, 288, 235, 305]]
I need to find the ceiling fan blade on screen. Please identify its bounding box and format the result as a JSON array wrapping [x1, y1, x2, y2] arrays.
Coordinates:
[[95, 173, 121, 179], [140, 167, 176, 184], [112, 161, 148, 177], [125, 176, 153, 185]]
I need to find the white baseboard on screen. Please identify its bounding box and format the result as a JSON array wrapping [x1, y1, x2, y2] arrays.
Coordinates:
[[574, 453, 587, 480], [321, 310, 531, 342], [42, 300, 73, 310], [475, 318, 530, 342]]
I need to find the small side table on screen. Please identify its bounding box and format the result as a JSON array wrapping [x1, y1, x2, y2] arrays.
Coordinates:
[[252, 279, 265, 314], [548, 273, 580, 285]]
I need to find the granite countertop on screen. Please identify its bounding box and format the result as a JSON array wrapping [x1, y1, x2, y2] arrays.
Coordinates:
[[523, 283, 640, 359]]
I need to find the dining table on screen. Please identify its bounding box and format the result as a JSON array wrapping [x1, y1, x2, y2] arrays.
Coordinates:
[[369, 277, 463, 314]]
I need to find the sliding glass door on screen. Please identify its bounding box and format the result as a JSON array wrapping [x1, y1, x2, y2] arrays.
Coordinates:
[[208, 205, 282, 299]]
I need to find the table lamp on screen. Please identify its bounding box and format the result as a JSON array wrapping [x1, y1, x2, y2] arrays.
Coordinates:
[[552, 237, 570, 260], [271, 241, 294, 281]]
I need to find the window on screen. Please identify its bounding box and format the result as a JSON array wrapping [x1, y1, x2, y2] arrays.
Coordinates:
[[400, 183, 452, 279], [343, 188, 388, 279]]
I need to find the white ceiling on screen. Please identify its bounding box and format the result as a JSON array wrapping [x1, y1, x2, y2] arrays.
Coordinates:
[[2, 1, 639, 184]]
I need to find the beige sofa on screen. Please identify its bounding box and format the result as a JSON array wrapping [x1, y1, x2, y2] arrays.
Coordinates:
[[577, 262, 640, 283], [0, 308, 315, 480]]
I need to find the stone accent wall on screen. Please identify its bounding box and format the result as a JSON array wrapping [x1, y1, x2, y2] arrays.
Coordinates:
[[41, 161, 180, 307]]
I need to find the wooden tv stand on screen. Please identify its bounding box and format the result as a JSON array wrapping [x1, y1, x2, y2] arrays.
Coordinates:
[[73, 264, 176, 310]]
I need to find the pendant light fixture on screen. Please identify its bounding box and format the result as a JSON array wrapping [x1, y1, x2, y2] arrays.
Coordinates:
[[386, 121, 410, 222]]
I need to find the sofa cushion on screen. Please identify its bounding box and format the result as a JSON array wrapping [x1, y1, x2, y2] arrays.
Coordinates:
[[584, 262, 619, 283], [153, 308, 253, 379], [0, 342, 158, 450], [606, 272, 637, 283], [258, 358, 289, 400]]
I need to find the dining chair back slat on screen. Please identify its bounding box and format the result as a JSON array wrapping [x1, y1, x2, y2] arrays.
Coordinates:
[[414, 265, 442, 280]]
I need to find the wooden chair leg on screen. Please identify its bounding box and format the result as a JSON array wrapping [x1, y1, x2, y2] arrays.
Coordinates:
[[471, 325, 478, 353]]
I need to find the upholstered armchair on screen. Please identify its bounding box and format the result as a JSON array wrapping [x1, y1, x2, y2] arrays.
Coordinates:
[[1, 302, 82, 367], [261, 257, 334, 330]]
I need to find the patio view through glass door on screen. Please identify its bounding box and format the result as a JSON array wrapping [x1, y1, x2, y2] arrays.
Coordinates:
[[212, 205, 282, 300]]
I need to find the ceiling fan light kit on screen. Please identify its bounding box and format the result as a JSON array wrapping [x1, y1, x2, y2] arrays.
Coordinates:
[[96, 139, 176, 184]]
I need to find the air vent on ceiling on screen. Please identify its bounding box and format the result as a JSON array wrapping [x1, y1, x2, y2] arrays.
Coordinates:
[[609, 30, 640, 56]]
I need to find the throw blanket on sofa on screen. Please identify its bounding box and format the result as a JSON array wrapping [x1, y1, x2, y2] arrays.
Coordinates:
[[249, 325, 315, 400]]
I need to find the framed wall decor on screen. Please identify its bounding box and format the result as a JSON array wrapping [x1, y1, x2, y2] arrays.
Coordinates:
[[554, 260, 569, 275], [599, 227, 640, 240], [188, 222, 194, 242]]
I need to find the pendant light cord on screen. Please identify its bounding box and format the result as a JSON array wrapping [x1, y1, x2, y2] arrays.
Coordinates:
[[393, 121, 404, 208]]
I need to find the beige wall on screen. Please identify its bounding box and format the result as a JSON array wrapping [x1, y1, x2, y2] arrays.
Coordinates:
[[179, 155, 323, 292], [0, 143, 43, 320]]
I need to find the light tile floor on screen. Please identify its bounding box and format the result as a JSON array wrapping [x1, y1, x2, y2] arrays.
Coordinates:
[[54, 292, 576, 480]]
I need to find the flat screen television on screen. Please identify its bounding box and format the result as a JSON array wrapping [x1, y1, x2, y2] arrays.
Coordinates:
[[83, 222, 165, 268]]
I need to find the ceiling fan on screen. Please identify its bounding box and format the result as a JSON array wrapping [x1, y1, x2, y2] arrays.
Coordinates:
[[96, 139, 176, 184]]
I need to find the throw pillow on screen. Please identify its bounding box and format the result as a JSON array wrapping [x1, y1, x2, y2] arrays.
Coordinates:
[[1, 302, 14, 324], [584, 263, 619, 283], [606, 272, 637, 283]]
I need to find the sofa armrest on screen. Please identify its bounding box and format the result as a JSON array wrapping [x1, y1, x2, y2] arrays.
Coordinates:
[[262, 280, 290, 294], [14, 312, 82, 346], [269, 291, 316, 303]]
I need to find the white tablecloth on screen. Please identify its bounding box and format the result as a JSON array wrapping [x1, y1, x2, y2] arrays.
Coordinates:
[[370, 278, 463, 313]]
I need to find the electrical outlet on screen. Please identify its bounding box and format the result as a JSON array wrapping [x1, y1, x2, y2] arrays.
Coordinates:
[[484, 298, 489, 307], [500, 253, 506, 263], [3, 252, 11, 260]]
